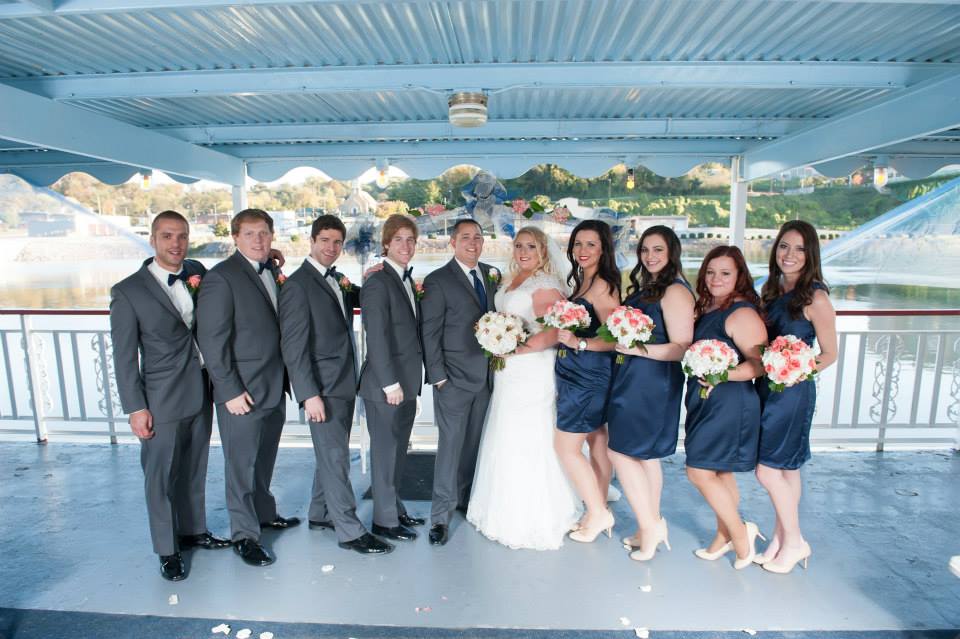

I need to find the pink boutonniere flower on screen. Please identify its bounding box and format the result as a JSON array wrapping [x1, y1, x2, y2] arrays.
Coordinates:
[[338, 275, 354, 293], [413, 280, 426, 301], [275, 273, 287, 287], [186, 274, 202, 295]]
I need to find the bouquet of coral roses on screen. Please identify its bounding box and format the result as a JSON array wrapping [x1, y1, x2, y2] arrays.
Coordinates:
[[682, 339, 740, 399], [597, 305, 656, 364], [537, 300, 590, 358], [761, 334, 818, 392], [474, 311, 529, 371]]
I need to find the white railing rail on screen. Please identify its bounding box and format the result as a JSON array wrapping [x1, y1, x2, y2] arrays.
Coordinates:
[[1, 309, 959, 452]]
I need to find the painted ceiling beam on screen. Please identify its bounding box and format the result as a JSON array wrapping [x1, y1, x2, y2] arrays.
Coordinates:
[[157, 118, 805, 145], [6, 62, 950, 101], [1, 0, 959, 19], [0, 82, 245, 184], [741, 71, 960, 180]]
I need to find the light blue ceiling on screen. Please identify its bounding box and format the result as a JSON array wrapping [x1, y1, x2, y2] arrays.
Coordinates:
[[0, 0, 958, 186]]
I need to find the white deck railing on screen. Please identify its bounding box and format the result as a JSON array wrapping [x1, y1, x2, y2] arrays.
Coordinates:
[[1, 309, 959, 454]]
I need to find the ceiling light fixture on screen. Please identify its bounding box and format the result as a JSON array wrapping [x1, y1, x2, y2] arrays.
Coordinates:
[[448, 92, 488, 128]]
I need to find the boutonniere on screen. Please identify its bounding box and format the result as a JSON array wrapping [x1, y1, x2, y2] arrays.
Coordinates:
[[186, 274, 202, 295], [275, 273, 287, 287], [487, 267, 501, 287], [413, 280, 425, 301], [338, 274, 354, 293]]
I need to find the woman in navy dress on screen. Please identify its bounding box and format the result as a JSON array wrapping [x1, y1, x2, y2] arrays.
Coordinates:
[[755, 221, 837, 574], [685, 246, 767, 570], [607, 226, 694, 561], [554, 220, 620, 543]]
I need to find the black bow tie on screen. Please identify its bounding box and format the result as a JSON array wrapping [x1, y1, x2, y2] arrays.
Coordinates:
[[257, 261, 270, 275], [323, 266, 338, 279], [403, 266, 413, 281], [167, 271, 188, 286]]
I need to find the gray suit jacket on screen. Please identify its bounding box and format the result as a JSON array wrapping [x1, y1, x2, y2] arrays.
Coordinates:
[[357, 264, 423, 401], [109, 258, 207, 422], [278, 259, 359, 402], [196, 250, 288, 409], [421, 259, 497, 391]]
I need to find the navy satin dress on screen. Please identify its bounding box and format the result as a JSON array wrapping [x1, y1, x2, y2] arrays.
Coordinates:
[[607, 279, 692, 459], [683, 301, 762, 472], [555, 298, 615, 434], [756, 283, 825, 470]]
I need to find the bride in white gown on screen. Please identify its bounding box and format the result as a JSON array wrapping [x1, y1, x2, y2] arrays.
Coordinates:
[[467, 226, 582, 550]]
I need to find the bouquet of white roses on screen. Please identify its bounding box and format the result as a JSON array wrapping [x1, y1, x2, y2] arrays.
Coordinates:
[[597, 305, 656, 364], [761, 334, 818, 392], [682, 339, 740, 399], [474, 311, 529, 371], [537, 299, 590, 358]]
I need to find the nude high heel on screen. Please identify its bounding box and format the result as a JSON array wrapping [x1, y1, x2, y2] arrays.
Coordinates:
[[629, 518, 671, 561], [569, 510, 615, 543], [762, 542, 811, 574], [733, 521, 766, 570], [694, 540, 733, 561]]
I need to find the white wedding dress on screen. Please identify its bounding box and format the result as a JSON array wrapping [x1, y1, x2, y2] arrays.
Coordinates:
[[466, 271, 582, 550]]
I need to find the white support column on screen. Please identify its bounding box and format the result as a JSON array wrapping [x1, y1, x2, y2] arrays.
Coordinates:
[[729, 155, 748, 248], [231, 162, 248, 213]]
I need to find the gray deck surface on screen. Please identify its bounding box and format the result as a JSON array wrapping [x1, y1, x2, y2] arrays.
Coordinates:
[[1, 443, 958, 636]]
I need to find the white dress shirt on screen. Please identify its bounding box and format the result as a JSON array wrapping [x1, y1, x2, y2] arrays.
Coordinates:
[[307, 255, 345, 316], [244, 254, 278, 310], [382, 257, 415, 395], [147, 259, 203, 366]]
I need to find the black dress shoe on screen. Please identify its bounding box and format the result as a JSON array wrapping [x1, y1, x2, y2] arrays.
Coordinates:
[[233, 539, 275, 566], [398, 513, 426, 527], [308, 519, 335, 531], [428, 523, 449, 546], [371, 523, 417, 541], [159, 553, 186, 581], [179, 532, 231, 550], [260, 515, 301, 530], [338, 533, 394, 554]]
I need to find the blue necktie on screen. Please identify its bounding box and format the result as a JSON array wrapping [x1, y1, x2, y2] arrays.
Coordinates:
[[167, 271, 188, 286], [257, 261, 270, 275], [471, 269, 488, 309]]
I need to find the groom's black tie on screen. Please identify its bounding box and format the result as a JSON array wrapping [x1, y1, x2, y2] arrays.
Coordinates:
[[323, 266, 338, 280], [167, 271, 189, 286], [403, 266, 413, 281], [470, 269, 488, 309]]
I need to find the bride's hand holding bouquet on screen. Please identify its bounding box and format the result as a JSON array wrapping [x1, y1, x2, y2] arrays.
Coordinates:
[[474, 311, 529, 371]]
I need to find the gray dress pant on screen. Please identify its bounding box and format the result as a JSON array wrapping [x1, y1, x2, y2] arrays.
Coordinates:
[[364, 397, 416, 528], [307, 397, 367, 543], [140, 401, 213, 556], [430, 383, 491, 526], [216, 402, 285, 542]]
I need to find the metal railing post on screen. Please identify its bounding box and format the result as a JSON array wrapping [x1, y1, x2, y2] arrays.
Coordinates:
[[20, 314, 48, 443], [877, 335, 899, 453], [96, 333, 118, 445]]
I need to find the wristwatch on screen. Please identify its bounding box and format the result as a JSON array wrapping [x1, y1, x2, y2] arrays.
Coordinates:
[[577, 339, 588, 353]]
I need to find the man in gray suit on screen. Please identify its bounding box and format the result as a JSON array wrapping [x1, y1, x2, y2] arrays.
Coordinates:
[[197, 208, 299, 568], [110, 210, 231, 582], [358, 214, 426, 542], [421, 219, 498, 545], [279, 215, 392, 555]]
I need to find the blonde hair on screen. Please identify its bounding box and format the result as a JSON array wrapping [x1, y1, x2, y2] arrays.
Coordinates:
[[509, 226, 556, 278]]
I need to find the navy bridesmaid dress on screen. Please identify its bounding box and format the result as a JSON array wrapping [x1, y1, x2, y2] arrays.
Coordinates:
[[607, 279, 692, 459], [555, 297, 615, 433], [683, 301, 762, 472], [756, 283, 825, 470]]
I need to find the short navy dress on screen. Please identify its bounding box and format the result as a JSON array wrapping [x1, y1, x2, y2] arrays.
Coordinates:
[[756, 284, 825, 470], [607, 280, 692, 459], [683, 301, 762, 472], [555, 298, 615, 434]]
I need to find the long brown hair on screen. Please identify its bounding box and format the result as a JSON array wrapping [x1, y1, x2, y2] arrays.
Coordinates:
[[627, 225, 685, 302], [761, 220, 829, 319], [694, 245, 760, 318], [566, 220, 620, 298]]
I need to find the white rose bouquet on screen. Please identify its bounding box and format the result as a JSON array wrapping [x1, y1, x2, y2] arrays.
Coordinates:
[[474, 311, 529, 371]]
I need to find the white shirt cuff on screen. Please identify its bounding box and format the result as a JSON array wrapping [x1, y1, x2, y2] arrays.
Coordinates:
[[383, 382, 401, 394]]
